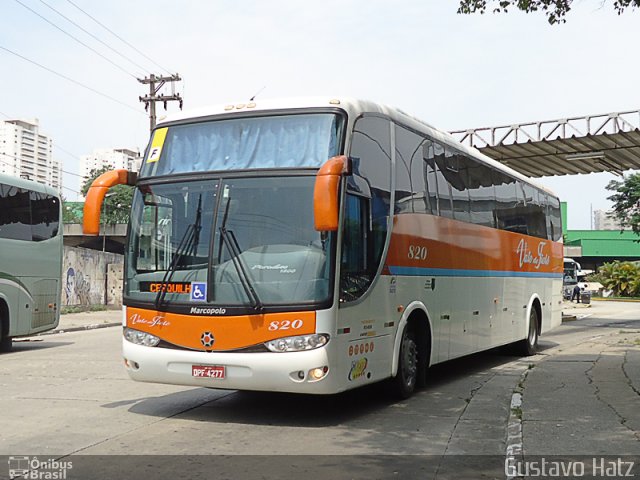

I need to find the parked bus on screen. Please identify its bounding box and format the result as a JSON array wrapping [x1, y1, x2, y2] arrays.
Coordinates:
[[563, 258, 580, 298], [0, 174, 62, 351], [84, 98, 563, 397]]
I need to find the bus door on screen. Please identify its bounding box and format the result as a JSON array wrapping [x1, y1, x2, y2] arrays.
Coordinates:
[[336, 116, 394, 386]]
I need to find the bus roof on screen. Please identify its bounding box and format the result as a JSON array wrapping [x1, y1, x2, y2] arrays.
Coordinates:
[[157, 96, 557, 198], [0, 173, 59, 197]]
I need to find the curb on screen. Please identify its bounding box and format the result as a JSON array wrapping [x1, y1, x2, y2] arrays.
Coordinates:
[[505, 368, 529, 480], [592, 297, 640, 303], [40, 322, 121, 336]]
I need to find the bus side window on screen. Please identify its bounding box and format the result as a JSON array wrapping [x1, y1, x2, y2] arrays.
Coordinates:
[[547, 195, 562, 241], [30, 192, 60, 241], [136, 192, 173, 271], [467, 159, 496, 228], [523, 184, 547, 239], [448, 151, 471, 224], [341, 193, 369, 273], [494, 171, 525, 234], [394, 124, 428, 215], [0, 184, 31, 241], [433, 143, 454, 220], [423, 141, 439, 216], [341, 115, 391, 302]]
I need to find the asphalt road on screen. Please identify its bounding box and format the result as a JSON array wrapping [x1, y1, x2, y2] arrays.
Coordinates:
[[1, 302, 638, 479]]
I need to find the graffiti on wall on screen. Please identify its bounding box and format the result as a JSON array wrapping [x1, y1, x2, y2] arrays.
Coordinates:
[[64, 267, 91, 305], [62, 246, 123, 306]]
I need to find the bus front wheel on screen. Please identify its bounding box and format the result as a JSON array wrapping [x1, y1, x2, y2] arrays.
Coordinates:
[[392, 326, 418, 399], [0, 319, 12, 353]]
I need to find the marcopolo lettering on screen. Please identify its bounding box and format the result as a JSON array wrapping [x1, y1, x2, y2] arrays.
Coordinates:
[[190, 307, 227, 315]]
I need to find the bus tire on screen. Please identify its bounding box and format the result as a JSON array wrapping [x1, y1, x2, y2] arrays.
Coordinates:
[[392, 325, 419, 399], [0, 317, 12, 353], [517, 307, 539, 356]]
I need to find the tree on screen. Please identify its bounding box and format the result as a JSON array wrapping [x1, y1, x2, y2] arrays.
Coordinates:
[[606, 173, 640, 239], [457, 0, 640, 24], [597, 261, 640, 297], [61, 196, 83, 224], [81, 166, 133, 224]]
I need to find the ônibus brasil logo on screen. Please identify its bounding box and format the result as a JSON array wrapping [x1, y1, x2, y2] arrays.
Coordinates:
[[8, 456, 73, 479]]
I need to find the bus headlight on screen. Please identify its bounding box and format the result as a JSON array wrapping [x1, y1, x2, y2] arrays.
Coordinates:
[[124, 327, 160, 347], [265, 334, 329, 352]]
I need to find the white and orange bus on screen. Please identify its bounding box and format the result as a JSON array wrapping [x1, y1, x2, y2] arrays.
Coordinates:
[[83, 98, 563, 397]]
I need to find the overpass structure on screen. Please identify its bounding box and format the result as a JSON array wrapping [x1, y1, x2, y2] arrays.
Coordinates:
[[449, 109, 640, 178], [63, 223, 126, 254]]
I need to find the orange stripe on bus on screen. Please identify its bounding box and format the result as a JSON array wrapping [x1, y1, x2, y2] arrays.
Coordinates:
[[385, 214, 563, 274], [126, 307, 316, 351]]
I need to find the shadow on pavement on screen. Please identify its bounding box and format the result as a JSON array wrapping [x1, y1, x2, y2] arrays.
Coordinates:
[[123, 348, 533, 428], [6, 339, 74, 353]]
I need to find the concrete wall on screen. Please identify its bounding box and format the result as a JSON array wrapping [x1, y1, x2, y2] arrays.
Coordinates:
[[62, 246, 124, 307], [106, 262, 124, 306]]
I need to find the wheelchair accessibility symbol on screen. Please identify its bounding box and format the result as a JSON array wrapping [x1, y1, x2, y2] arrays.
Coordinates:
[[190, 282, 207, 302]]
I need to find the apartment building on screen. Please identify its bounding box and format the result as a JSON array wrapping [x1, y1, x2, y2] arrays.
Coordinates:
[[80, 147, 140, 185], [0, 118, 61, 190], [593, 209, 626, 231]]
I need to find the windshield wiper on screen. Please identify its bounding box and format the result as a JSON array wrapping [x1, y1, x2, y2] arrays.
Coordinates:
[[219, 226, 263, 312], [155, 195, 202, 308]]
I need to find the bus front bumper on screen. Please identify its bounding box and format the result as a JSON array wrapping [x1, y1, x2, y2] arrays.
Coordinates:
[[122, 339, 339, 394]]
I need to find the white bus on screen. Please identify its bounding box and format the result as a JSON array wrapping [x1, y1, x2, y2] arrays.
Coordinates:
[[84, 98, 563, 397], [0, 174, 62, 351]]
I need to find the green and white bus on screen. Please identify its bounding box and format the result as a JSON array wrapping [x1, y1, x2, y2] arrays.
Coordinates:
[[0, 174, 62, 351]]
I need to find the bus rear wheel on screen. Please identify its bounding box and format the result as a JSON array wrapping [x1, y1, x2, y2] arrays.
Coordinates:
[[393, 326, 418, 399], [517, 308, 539, 356]]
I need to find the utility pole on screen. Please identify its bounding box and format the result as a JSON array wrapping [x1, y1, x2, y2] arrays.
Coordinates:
[[138, 74, 183, 131]]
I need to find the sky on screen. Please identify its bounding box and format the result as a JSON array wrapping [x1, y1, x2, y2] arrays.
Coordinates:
[[1, 0, 638, 229]]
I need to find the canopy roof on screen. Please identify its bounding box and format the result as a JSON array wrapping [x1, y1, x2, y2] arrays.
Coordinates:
[[449, 110, 640, 178]]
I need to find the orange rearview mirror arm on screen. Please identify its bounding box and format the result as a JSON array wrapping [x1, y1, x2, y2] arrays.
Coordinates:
[[83, 169, 137, 235], [313, 155, 349, 231]]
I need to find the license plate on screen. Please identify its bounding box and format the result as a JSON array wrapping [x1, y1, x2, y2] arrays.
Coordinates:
[[192, 365, 225, 379]]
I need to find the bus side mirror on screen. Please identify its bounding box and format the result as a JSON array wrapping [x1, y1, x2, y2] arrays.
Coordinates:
[[83, 169, 137, 235], [313, 155, 350, 231]]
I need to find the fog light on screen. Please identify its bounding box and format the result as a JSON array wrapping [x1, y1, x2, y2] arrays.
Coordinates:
[[123, 358, 139, 370], [297, 370, 305, 380], [308, 366, 328, 381]]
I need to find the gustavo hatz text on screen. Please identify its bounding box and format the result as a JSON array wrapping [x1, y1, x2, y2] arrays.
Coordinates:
[[506, 458, 635, 477]]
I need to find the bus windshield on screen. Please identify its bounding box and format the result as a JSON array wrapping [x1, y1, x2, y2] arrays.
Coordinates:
[[125, 175, 333, 307]]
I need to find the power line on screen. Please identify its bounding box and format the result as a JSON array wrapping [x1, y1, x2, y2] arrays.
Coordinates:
[[13, 0, 137, 79], [0, 150, 81, 180], [37, 0, 149, 76], [0, 44, 144, 114], [52, 143, 83, 164], [64, 0, 174, 75]]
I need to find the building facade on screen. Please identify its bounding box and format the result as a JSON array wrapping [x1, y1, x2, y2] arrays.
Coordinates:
[[80, 148, 140, 185], [560, 203, 640, 271], [0, 118, 61, 190], [593, 209, 626, 231]]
